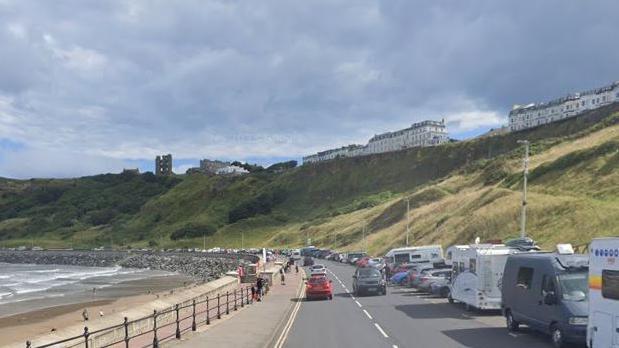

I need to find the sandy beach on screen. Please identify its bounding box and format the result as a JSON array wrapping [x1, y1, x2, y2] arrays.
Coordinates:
[[0, 275, 193, 346]]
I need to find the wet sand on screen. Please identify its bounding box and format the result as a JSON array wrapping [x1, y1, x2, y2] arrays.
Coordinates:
[[0, 274, 193, 346]]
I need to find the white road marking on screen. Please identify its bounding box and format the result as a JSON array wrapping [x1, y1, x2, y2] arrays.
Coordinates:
[[351, 296, 356, 300], [393, 345, 399, 348], [363, 309, 373, 319], [374, 323, 389, 338], [508, 333, 518, 338], [355, 300, 362, 307]]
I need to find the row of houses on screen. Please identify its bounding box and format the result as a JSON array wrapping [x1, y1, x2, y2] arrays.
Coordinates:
[[303, 119, 449, 164], [186, 159, 249, 176], [509, 81, 619, 132]]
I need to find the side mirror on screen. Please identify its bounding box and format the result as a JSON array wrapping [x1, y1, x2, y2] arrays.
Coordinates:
[[352, 275, 357, 278], [544, 291, 557, 305]]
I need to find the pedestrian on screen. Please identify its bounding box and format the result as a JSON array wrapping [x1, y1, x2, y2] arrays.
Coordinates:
[[82, 308, 89, 321], [256, 277, 264, 301], [280, 271, 285, 285], [251, 286, 256, 301], [295, 264, 299, 273]]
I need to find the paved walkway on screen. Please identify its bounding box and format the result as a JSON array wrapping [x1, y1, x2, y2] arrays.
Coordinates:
[[167, 268, 304, 348]]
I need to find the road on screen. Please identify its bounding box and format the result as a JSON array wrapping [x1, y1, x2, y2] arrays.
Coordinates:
[[284, 260, 557, 348]]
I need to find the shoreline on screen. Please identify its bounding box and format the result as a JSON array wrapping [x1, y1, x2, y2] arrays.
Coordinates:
[[0, 274, 193, 346]]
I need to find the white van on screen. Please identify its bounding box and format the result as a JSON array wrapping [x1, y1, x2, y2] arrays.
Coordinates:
[[291, 249, 301, 260], [384, 245, 443, 265], [450, 244, 519, 311], [587, 238, 619, 348]]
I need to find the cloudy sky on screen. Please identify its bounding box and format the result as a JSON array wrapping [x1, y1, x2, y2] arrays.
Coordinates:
[[1, 0, 618, 178]]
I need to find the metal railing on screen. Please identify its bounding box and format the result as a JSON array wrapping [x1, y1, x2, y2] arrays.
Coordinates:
[[26, 286, 258, 348]]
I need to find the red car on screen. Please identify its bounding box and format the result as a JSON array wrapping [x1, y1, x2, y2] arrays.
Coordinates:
[[305, 275, 333, 300], [355, 256, 371, 267]]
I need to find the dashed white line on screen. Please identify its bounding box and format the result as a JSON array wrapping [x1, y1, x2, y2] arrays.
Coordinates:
[[355, 300, 362, 307], [508, 333, 518, 338], [393, 345, 399, 348], [363, 309, 373, 319], [374, 323, 389, 338]]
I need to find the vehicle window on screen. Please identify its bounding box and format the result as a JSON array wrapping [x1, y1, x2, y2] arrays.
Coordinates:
[[469, 258, 476, 274], [459, 262, 465, 273], [602, 270, 619, 300], [358, 268, 381, 277], [394, 254, 410, 264], [411, 254, 422, 259], [309, 277, 327, 284], [541, 275, 555, 296], [516, 267, 534, 289], [558, 272, 587, 301]]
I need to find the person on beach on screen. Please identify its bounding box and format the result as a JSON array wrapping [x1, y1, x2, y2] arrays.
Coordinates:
[[82, 308, 89, 321]]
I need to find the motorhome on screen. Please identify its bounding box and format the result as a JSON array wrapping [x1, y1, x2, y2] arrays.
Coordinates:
[[445, 245, 469, 266], [588, 238, 619, 348], [449, 243, 520, 311], [502, 247, 588, 348], [291, 249, 301, 260]]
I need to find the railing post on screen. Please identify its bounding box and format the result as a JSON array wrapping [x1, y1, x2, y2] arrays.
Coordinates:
[[217, 294, 221, 319], [240, 288, 244, 308], [206, 297, 211, 325], [153, 310, 159, 348], [191, 299, 197, 331], [26, 341, 31, 348], [83, 326, 90, 348], [226, 291, 230, 315], [234, 289, 238, 311], [247, 287, 251, 305], [175, 304, 181, 339], [124, 317, 130, 348]]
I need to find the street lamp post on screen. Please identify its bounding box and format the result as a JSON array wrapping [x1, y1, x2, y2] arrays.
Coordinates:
[[406, 197, 410, 247], [517, 140, 530, 239]]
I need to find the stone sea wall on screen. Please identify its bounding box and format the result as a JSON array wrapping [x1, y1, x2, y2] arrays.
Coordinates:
[[0, 250, 259, 282]]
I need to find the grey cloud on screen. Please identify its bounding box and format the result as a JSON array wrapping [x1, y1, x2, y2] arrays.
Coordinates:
[[0, 0, 618, 178]]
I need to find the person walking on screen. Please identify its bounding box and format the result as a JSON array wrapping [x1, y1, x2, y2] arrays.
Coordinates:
[[256, 277, 264, 301], [82, 308, 89, 321], [295, 264, 299, 273], [280, 270, 286, 285]]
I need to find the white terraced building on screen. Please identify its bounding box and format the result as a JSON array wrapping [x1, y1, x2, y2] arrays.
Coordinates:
[[303, 120, 448, 164], [509, 81, 619, 132]]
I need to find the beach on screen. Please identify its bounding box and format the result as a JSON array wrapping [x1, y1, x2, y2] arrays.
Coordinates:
[[0, 274, 192, 346]]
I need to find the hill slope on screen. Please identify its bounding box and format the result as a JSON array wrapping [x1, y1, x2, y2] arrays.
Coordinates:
[[1, 102, 619, 252]]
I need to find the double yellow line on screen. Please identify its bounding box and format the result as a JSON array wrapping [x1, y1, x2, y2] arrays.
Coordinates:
[[273, 269, 306, 348]]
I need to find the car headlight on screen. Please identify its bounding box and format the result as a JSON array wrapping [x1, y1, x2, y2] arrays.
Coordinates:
[[568, 317, 588, 325]]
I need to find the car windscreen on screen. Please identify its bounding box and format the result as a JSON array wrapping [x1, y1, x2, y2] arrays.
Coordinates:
[[358, 268, 381, 278], [558, 272, 588, 301]]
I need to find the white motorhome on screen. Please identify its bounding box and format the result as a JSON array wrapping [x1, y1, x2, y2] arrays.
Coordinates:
[[384, 245, 444, 266], [587, 238, 619, 348], [449, 244, 519, 311], [445, 245, 469, 266], [291, 249, 301, 260]]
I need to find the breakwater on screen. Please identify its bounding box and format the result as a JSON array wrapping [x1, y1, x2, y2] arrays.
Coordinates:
[[0, 250, 259, 282]]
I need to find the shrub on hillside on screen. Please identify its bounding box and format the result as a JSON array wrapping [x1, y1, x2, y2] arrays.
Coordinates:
[[170, 223, 217, 240], [228, 187, 288, 223]]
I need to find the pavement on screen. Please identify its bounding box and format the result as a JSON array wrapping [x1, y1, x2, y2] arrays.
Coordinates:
[[284, 260, 562, 348], [167, 267, 304, 348]]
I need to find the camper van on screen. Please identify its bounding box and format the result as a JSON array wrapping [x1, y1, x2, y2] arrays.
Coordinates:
[[502, 249, 588, 348], [384, 245, 443, 274], [449, 244, 519, 311], [588, 238, 619, 348], [445, 245, 469, 266]]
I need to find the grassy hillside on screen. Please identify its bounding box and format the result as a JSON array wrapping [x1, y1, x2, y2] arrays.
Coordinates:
[[1, 102, 619, 252]]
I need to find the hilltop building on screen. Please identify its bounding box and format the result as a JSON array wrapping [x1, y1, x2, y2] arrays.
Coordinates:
[[216, 165, 249, 176], [155, 154, 173, 176], [303, 119, 448, 164], [199, 159, 230, 174], [509, 81, 619, 132], [185, 159, 249, 176]]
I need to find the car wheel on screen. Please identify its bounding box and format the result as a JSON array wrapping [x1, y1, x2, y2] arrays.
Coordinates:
[[505, 310, 519, 332], [551, 325, 566, 348], [329, 295, 333, 300]]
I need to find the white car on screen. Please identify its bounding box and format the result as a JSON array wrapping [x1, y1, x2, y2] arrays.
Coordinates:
[[310, 264, 327, 275]]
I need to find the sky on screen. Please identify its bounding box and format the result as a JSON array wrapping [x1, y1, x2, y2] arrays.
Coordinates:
[[1, 0, 619, 178]]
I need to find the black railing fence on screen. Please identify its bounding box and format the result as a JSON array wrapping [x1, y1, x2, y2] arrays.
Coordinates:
[[26, 285, 260, 348]]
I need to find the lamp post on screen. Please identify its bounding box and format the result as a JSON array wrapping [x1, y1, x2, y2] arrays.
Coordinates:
[[406, 197, 410, 247], [517, 140, 530, 238]]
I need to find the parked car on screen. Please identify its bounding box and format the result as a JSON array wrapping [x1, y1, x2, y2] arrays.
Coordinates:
[[430, 280, 452, 298], [502, 250, 588, 348], [310, 264, 327, 275], [353, 267, 387, 296], [356, 256, 371, 267], [305, 274, 333, 300], [417, 269, 452, 293], [303, 256, 315, 267], [404, 264, 435, 288]]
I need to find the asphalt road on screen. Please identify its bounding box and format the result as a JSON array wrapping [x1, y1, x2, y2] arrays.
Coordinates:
[[284, 260, 560, 348]]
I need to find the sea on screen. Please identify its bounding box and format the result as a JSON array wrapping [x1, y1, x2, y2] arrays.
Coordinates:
[[0, 263, 185, 317]]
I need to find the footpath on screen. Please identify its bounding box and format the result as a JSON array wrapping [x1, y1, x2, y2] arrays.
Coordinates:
[[167, 267, 304, 348]]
